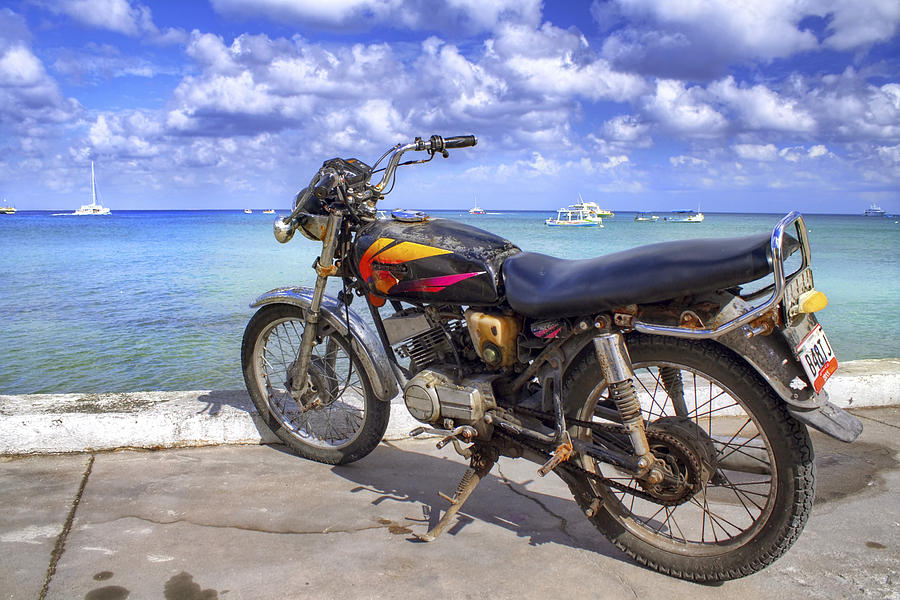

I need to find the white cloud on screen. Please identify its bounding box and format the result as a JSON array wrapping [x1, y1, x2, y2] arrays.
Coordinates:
[[816, 78, 900, 141], [822, 0, 900, 50], [643, 79, 727, 136], [877, 144, 900, 164], [670, 155, 709, 168], [0, 21, 81, 131], [210, 0, 542, 32], [0, 46, 44, 87], [47, 0, 185, 43], [596, 0, 900, 79], [88, 114, 160, 157], [709, 77, 816, 133], [734, 143, 778, 161], [490, 23, 647, 103], [808, 144, 828, 158]]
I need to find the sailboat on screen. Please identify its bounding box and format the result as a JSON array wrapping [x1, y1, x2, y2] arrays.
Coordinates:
[[0, 200, 15, 214], [469, 195, 485, 215], [73, 161, 111, 215]]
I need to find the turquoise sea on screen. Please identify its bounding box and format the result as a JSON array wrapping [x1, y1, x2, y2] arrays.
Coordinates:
[[1, 210, 897, 394]]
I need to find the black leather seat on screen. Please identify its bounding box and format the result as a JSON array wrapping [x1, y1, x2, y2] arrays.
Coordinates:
[[502, 234, 778, 318]]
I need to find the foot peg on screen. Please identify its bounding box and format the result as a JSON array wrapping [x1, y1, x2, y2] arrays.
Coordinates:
[[409, 425, 478, 448], [416, 446, 498, 542], [436, 425, 478, 449], [537, 431, 573, 476]]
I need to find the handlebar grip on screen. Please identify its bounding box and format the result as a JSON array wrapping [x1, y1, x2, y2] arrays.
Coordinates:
[[313, 172, 338, 199], [443, 135, 477, 149]]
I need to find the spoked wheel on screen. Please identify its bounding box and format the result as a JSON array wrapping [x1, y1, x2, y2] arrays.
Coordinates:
[[563, 334, 815, 582], [241, 303, 389, 465]]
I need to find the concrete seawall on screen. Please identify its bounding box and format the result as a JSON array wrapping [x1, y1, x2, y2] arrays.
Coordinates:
[[2, 358, 897, 455]]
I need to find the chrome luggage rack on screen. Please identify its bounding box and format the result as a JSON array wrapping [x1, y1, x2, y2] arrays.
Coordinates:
[[633, 211, 811, 340]]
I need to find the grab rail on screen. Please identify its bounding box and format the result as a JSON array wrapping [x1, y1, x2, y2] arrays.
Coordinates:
[[632, 211, 810, 340]]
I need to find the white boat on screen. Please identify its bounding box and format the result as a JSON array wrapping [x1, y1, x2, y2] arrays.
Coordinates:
[[546, 204, 603, 227], [863, 203, 886, 217], [664, 209, 704, 223], [469, 196, 485, 215], [73, 162, 111, 215], [570, 197, 614, 219], [634, 212, 659, 222], [0, 200, 15, 215], [262, 209, 275, 214], [244, 209, 253, 214]]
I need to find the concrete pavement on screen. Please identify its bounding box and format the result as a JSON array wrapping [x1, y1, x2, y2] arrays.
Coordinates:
[[2, 407, 898, 600]]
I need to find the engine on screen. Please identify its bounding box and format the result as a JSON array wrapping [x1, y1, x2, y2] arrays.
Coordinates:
[[382, 307, 499, 431], [403, 367, 497, 427]]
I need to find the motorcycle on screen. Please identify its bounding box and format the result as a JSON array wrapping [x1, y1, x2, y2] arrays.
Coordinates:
[[241, 134, 862, 582]]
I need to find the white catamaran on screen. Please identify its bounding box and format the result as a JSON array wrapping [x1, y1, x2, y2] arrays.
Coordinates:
[[73, 161, 111, 215]]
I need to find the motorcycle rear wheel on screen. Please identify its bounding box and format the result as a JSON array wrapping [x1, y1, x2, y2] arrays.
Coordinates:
[[563, 334, 815, 582], [241, 303, 389, 465]]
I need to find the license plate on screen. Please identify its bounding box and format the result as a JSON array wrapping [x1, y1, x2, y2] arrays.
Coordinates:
[[796, 324, 838, 393], [784, 267, 814, 320]]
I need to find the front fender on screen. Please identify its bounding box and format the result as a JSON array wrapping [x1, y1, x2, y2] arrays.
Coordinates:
[[250, 287, 398, 402]]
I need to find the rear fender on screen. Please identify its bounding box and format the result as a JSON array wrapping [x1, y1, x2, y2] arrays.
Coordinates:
[[716, 295, 862, 442], [251, 287, 398, 402]]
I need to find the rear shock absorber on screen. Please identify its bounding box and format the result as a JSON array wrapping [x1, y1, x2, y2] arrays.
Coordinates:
[[660, 366, 688, 416], [593, 334, 655, 475]]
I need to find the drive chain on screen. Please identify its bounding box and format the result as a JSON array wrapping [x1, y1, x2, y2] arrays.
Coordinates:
[[496, 407, 699, 507]]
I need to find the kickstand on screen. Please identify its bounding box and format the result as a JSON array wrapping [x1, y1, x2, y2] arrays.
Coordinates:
[[415, 445, 499, 542]]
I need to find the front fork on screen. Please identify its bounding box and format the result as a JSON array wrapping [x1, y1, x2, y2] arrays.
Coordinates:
[[593, 333, 665, 484], [289, 213, 344, 400]]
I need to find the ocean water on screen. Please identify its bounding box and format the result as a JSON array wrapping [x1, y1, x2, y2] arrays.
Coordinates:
[[0, 210, 897, 394]]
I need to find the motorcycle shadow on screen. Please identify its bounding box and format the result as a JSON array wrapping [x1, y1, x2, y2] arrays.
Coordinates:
[[323, 440, 626, 560], [195, 390, 280, 442]]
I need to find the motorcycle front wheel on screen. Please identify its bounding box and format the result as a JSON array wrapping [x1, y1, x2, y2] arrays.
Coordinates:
[[241, 303, 389, 465], [563, 334, 815, 582]]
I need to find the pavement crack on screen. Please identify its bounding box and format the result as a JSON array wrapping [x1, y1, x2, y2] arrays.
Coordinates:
[[39, 453, 95, 600], [90, 515, 394, 536], [495, 465, 575, 543], [855, 413, 900, 430]]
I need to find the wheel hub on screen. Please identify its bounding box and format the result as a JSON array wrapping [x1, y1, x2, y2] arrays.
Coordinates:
[[639, 417, 718, 505], [285, 356, 338, 411]]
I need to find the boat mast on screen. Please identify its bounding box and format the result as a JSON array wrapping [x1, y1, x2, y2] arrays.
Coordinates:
[[91, 161, 96, 207]]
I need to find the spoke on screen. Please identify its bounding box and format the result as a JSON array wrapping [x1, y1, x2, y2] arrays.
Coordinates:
[[639, 503, 668, 529], [668, 510, 688, 542], [690, 495, 745, 539], [717, 471, 767, 515], [655, 506, 676, 536], [718, 431, 765, 464]]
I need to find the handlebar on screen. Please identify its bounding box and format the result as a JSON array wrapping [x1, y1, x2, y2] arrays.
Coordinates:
[[374, 133, 477, 192], [275, 134, 477, 242], [443, 135, 478, 149]]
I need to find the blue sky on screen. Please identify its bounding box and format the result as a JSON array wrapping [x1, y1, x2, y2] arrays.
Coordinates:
[[0, 0, 898, 213]]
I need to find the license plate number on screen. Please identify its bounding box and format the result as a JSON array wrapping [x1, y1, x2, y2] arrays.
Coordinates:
[[796, 324, 838, 393]]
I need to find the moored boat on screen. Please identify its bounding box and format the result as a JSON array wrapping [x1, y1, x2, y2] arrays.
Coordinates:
[[664, 209, 704, 223], [73, 162, 111, 215], [634, 212, 659, 222], [863, 203, 886, 217], [570, 199, 613, 218], [546, 204, 603, 227], [0, 201, 15, 215]]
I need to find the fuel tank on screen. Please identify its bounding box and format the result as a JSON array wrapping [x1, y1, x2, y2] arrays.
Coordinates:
[[354, 216, 520, 306]]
